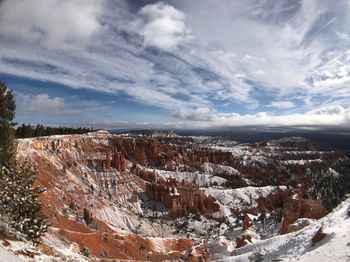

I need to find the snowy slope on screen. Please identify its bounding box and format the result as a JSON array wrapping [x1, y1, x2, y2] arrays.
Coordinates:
[[155, 168, 227, 187], [217, 196, 350, 261], [0, 246, 21, 262], [208, 186, 286, 210]]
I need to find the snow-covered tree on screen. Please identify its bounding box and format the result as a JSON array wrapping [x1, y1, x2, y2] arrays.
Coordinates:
[[0, 163, 47, 242], [0, 81, 47, 242]]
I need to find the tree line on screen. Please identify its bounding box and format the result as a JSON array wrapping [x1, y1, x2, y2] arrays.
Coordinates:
[[15, 124, 95, 138]]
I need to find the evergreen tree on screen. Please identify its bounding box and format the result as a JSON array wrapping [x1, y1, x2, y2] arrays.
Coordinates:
[[15, 124, 95, 138], [0, 81, 47, 242], [0, 81, 16, 169], [0, 163, 47, 242], [83, 208, 93, 225]]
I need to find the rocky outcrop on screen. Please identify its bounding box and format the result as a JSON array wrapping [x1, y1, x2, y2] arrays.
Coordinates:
[[103, 149, 126, 172], [242, 214, 252, 230], [236, 235, 252, 248], [109, 136, 241, 172], [281, 197, 326, 234], [146, 178, 220, 218], [130, 164, 157, 182], [311, 227, 326, 246], [287, 218, 313, 233], [257, 188, 291, 211]]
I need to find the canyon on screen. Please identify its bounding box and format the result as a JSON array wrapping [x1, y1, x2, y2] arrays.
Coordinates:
[[1, 130, 350, 261]]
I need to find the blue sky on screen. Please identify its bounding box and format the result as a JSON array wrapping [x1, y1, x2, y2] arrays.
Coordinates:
[[0, 0, 349, 129]]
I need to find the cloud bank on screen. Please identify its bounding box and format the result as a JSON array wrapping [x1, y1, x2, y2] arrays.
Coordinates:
[[175, 105, 350, 129]]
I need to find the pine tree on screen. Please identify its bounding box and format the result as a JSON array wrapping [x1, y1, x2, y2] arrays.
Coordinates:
[[0, 81, 16, 169], [0, 81, 47, 242], [0, 163, 47, 242], [83, 208, 93, 225]]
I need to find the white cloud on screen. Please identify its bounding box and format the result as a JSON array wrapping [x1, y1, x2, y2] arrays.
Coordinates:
[[308, 105, 347, 116], [175, 105, 350, 128], [308, 50, 350, 98], [175, 0, 349, 96], [123, 85, 194, 110], [17, 93, 65, 114], [16, 93, 107, 116], [173, 107, 213, 122], [335, 31, 349, 41], [0, 0, 102, 48], [133, 2, 192, 49], [268, 101, 295, 109]]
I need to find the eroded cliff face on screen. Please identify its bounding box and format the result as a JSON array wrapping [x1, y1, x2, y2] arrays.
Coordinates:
[[145, 177, 220, 219], [109, 136, 240, 172], [12, 132, 349, 261], [281, 197, 326, 234], [17, 133, 209, 261]]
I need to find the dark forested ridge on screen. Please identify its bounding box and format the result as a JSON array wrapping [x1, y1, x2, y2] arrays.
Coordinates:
[[15, 124, 95, 138]]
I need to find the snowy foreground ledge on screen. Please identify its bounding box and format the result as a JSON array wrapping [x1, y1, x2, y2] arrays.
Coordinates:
[[216, 196, 350, 262], [0, 246, 21, 262]]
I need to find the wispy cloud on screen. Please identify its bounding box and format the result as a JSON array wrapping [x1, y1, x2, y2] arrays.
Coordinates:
[[16, 92, 107, 117], [268, 101, 295, 109], [0, 0, 349, 128]]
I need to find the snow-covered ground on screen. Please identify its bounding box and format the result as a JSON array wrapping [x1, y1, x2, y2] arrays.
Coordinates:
[[208, 186, 286, 210], [95, 205, 170, 236], [154, 168, 227, 187], [0, 246, 21, 262], [216, 196, 350, 261]]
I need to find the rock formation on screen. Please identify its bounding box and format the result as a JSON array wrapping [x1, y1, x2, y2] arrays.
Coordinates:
[[281, 197, 326, 234], [145, 177, 220, 218], [311, 227, 326, 246], [236, 235, 252, 248]]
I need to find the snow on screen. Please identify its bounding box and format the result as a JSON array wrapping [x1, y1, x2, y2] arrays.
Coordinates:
[[216, 196, 350, 261], [0, 235, 87, 262], [0, 245, 21, 262], [282, 159, 322, 165], [96, 205, 169, 237], [40, 233, 88, 261], [209, 236, 235, 258], [154, 169, 227, 187], [202, 162, 240, 176], [209, 145, 253, 157], [328, 168, 341, 178], [149, 237, 166, 253], [208, 186, 286, 210], [90, 130, 111, 135]]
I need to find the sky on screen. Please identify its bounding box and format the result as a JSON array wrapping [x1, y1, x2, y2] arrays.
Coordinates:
[[0, 0, 350, 130]]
